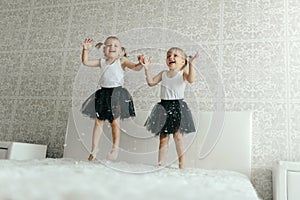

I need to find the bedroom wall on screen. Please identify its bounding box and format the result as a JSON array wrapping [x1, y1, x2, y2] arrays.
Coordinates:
[[1, 0, 299, 199]]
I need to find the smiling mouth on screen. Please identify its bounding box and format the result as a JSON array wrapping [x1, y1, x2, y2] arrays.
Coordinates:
[[169, 61, 176, 64]]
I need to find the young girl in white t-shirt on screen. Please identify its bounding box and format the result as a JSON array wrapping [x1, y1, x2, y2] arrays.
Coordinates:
[[139, 47, 198, 169], [81, 36, 143, 161]]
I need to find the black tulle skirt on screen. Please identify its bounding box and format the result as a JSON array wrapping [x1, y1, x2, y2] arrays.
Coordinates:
[[144, 99, 195, 136], [80, 87, 135, 122]]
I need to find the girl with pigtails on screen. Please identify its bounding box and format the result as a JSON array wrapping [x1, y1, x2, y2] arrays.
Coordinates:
[[139, 47, 198, 169], [81, 36, 144, 161]]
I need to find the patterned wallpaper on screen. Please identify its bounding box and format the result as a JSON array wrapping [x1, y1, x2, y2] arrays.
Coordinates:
[[1, 0, 300, 199]]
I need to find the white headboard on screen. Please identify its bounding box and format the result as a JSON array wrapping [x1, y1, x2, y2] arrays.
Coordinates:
[[64, 109, 252, 177]]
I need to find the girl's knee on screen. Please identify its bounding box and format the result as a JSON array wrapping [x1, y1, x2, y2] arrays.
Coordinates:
[[95, 119, 104, 126], [173, 132, 182, 138], [173, 132, 183, 142], [159, 134, 169, 145], [110, 119, 120, 126]]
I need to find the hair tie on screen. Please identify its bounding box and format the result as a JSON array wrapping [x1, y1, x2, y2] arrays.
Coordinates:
[[122, 47, 128, 57], [95, 42, 104, 49]]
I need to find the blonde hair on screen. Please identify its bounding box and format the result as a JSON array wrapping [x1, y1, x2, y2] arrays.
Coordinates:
[[167, 47, 188, 70], [95, 36, 128, 57]]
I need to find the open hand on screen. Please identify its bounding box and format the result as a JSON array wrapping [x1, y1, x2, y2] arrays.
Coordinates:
[[188, 51, 199, 64], [137, 54, 145, 63], [139, 56, 152, 70], [82, 38, 93, 50]]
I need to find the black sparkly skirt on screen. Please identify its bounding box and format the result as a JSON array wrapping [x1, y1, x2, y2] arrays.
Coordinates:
[[144, 99, 195, 136], [80, 87, 135, 122]]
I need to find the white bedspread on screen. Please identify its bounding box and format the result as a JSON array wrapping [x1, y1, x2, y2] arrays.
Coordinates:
[[0, 158, 260, 200]]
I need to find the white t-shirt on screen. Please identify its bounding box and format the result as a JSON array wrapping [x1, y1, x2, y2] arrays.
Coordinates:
[[99, 58, 124, 88], [160, 70, 187, 100]]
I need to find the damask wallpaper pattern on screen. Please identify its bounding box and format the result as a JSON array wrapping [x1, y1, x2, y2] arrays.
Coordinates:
[[1, 0, 300, 199]]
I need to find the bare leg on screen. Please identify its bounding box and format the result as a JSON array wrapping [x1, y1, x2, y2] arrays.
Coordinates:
[[173, 131, 185, 169], [88, 118, 104, 161], [158, 134, 170, 166], [106, 118, 121, 161]]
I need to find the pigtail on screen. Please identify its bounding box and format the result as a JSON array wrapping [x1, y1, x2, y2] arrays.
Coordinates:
[[180, 59, 187, 70], [180, 54, 189, 70], [95, 42, 104, 49], [122, 47, 128, 57]]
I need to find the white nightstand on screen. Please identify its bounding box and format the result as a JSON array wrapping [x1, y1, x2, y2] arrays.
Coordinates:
[[273, 161, 300, 200], [0, 141, 47, 160]]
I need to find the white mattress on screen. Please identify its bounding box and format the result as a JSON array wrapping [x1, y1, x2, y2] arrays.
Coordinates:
[[0, 158, 260, 200]]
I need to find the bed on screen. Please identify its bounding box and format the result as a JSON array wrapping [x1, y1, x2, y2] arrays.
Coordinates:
[[273, 161, 300, 200], [0, 110, 260, 200]]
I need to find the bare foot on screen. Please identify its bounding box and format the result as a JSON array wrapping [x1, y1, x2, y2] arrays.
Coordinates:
[[106, 148, 119, 161], [88, 149, 99, 161], [88, 154, 95, 161], [156, 161, 164, 168], [179, 162, 185, 169]]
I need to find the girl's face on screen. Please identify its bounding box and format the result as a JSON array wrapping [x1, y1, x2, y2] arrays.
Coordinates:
[[166, 49, 186, 70], [103, 38, 122, 59]]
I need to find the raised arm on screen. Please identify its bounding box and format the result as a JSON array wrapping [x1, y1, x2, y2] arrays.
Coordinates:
[[81, 38, 101, 67], [140, 56, 162, 87], [121, 55, 143, 71], [183, 51, 199, 83]]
